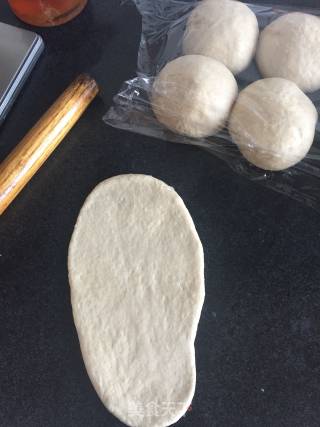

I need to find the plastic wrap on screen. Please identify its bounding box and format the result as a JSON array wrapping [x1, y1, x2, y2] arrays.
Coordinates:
[[104, 0, 320, 210]]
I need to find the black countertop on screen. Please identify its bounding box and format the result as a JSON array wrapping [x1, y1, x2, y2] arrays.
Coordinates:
[[1, 1, 320, 426]]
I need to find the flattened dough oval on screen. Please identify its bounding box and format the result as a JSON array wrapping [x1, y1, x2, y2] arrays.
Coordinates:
[[68, 174, 205, 427]]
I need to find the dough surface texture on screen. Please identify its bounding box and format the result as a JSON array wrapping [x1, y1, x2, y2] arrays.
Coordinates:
[[256, 12, 320, 92], [68, 174, 205, 427], [151, 55, 238, 138], [229, 78, 318, 171], [183, 0, 259, 74]]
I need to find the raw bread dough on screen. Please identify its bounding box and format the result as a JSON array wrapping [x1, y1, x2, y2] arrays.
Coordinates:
[[151, 55, 238, 138], [182, 0, 259, 75], [256, 12, 320, 93], [68, 174, 205, 427], [229, 78, 318, 171]]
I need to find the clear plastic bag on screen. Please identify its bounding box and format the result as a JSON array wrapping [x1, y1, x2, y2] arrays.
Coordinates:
[[104, 0, 320, 210]]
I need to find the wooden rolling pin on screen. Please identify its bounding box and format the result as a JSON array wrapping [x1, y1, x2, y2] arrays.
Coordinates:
[[0, 74, 99, 215]]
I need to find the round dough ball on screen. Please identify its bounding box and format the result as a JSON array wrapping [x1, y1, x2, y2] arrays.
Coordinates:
[[151, 55, 238, 138], [256, 12, 320, 93], [229, 78, 318, 171], [182, 0, 259, 75]]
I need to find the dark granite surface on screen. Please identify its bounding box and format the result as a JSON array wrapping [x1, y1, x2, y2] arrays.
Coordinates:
[[1, 1, 320, 426]]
